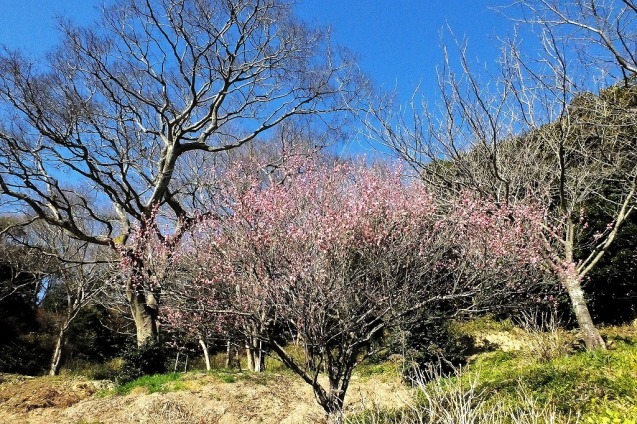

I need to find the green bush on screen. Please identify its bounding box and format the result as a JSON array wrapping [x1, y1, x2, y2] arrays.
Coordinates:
[[0, 338, 51, 375], [117, 341, 168, 383], [390, 318, 476, 382]]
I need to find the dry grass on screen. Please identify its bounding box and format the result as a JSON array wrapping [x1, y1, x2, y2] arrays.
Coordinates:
[[5, 319, 634, 423], [0, 374, 102, 413], [514, 310, 576, 362], [0, 370, 407, 424], [347, 367, 578, 424]]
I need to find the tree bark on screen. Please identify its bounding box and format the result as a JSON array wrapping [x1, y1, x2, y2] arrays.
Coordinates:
[[321, 390, 346, 424], [49, 326, 67, 376], [269, 340, 347, 423], [255, 339, 265, 372], [226, 340, 237, 369], [245, 331, 265, 372], [319, 387, 347, 424], [325, 406, 344, 424], [563, 275, 606, 350], [128, 288, 159, 347], [246, 342, 255, 371]]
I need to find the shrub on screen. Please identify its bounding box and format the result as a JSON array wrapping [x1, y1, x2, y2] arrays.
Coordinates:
[[391, 318, 476, 382], [0, 339, 50, 375], [118, 341, 168, 383]]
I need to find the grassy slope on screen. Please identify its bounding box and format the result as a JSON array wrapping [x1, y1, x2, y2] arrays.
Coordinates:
[[349, 322, 637, 423], [469, 337, 637, 422]]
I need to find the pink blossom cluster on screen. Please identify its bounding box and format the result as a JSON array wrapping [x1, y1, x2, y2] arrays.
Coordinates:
[[447, 193, 546, 272], [159, 157, 549, 346]]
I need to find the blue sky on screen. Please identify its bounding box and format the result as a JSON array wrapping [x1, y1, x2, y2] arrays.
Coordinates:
[[0, 0, 517, 101], [0, 0, 525, 157], [296, 1, 514, 97]]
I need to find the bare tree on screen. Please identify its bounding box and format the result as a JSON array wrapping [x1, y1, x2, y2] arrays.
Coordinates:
[[32, 223, 109, 376], [0, 0, 360, 347], [1, 216, 108, 374], [364, 2, 637, 350], [511, 0, 637, 80]]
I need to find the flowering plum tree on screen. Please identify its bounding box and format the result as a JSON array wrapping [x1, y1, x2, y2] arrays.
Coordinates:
[[168, 157, 547, 421]]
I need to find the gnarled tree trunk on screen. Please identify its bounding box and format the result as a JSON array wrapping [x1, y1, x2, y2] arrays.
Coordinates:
[[127, 287, 159, 347], [225, 340, 241, 369]]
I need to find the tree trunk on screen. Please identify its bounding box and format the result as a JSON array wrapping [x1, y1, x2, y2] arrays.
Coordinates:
[[563, 275, 606, 350], [307, 380, 345, 424], [226, 340, 239, 369], [269, 340, 347, 423], [320, 367, 350, 423], [246, 342, 255, 371], [199, 337, 211, 371], [320, 392, 345, 424], [127, 288, 159, 347], [246, 336, 265, 372], [326, 409, 344, 424], [49, 326, 67, 376], [255, 339, 265, 372]]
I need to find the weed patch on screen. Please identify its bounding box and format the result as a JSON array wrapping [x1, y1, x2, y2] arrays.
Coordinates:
[[107, 373, 186, 396]]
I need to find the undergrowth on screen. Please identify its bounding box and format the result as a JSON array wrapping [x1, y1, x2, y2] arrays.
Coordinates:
[[82, 320, 637, 423], [347, 324, 637, 423], [469, 342, 637, 421]]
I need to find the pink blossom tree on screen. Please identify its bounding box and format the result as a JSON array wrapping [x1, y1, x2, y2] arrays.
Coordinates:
[[170, 157, 548, 421], [364, 1, 637, 350]]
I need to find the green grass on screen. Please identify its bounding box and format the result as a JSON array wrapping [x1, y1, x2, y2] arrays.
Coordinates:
[[92, 323, 637, 423], [107, 373, 187, 396], [356, 360, 401, 380], [348, 324, 637, 423], [219, 372, 236, 383], [208, 367, 285, 384], [465, 337, 637, 419]]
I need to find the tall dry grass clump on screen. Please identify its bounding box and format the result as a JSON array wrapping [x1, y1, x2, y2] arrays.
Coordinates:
[[515, 310, 575, 362], [347, 365, 579, 424]]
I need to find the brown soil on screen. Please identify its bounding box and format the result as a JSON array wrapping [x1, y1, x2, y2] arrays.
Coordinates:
[[0, 372, 409, 424]]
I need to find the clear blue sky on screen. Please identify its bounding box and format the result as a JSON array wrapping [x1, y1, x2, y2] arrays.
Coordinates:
[[0, 0, 517, 102], [296, 1, 515, 98]]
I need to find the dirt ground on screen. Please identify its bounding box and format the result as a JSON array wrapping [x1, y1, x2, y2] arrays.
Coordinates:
[[0, 372, 410, 423]]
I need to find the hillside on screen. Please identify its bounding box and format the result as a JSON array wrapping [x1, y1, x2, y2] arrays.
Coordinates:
[[0, 369, 407, 423], [2, 322, 637, 423]]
